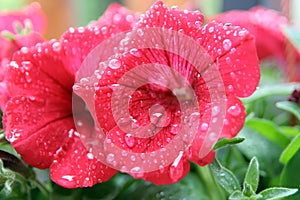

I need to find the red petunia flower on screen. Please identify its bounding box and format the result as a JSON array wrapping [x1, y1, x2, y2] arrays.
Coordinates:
[[0, 2, 47, 110], [3, 4, 137, 188], [75, 1, 260, 185]]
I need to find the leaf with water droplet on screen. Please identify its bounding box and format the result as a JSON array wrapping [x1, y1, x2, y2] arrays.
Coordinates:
[[210, 159, 241, 194]]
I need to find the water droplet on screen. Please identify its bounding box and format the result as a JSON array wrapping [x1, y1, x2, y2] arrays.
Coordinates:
[[223, 39, 232, 50], [170, 123, 179, 135], [78, 27, 84, 33], [108, 59, 121, 69], [101, 26, 108, 34], [106, 153, 115, 164], [228, 85, 234, 92], [194, 20, 201, 28], [201, 123, 208, 131], [87, 152, 94, 159], [208, 26, 214, 33], [137, 28, 144, 36], [129, 48, 141, 57], [124, 134, 135, 148], [52, 42, 62, 52], [212, 106, 220, 116], [62, 175, 74, 181], [169, 151, 184, 181], [238, 30, 248, 37], [20, 47, 29, 54], [228, 105, 241, 116]]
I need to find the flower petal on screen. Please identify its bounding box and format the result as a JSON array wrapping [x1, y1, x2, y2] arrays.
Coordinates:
[[93, 3, 138, 31], [188, 96, 245, 165], [6, 40, 73, 97], [3, 95, 73, 168], [50, 135, 117, 188], [137, 1, 204, 35], [197, 22, 260, 97]]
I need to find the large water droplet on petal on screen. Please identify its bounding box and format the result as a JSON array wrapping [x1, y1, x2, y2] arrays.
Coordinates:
[[228, 104, 241, 116]]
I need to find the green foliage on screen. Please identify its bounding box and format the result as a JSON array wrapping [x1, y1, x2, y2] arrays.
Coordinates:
[[213, 137, 245, 150]]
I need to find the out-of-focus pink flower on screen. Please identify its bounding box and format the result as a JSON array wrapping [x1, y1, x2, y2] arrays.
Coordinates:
[[0, 3, 47, 110], [211, 6, 288, 60], [212, 6, 300, 81]]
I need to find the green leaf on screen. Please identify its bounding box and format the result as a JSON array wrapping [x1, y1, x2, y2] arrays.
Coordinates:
[[280, 151, 300, 200], [210, 159, 241, 194], [213, 137, 245, 150], [244, 157, 259, 193], [258, 187, 298, 200], [283, 26, 300, 52], [246, 118, 290, 149], [242, 83, 299, 104], [229, 190, 248, 200], [280, 133, 300, 164], [280, 126, 300, 138], [116, 173, 210, 200], [276, 101, 300, 121]]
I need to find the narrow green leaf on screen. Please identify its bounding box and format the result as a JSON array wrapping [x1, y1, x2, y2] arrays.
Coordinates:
[[280, 133, 300, 164], [282, 26, 300, 52], [276, 101, 300, 121], [242, 83, 299, 104], [213, 137, 245, 150], [258, 187, 298, 200], [244, 157, 259, 193], [246, 118, 290, 149], [210, 159, 241, 194]]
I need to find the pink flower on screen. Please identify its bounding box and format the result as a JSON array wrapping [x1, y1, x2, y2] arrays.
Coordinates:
[[211, 6, 300, 81], [3, 4, 137, 188], [76, 1, 260, 184], [211, 6, 288, 60], [0, 3, 47, 110]]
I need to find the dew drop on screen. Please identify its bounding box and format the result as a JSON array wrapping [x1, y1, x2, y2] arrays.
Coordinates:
[[212, 106, 220, 116], [108, 59, 121, 69], [208, 26, 214, 33], [20, 47, 29, 54], [137, 28, 144, 36], [129, 48, 141, 57], [124, 133, 135, 148], [52, 42, 62, 52], [223, 39, 232, 50], [101, 26, 108, 34], [169, 151, 184, 181], [106, 153, 115, 164], [201, 123, 208, 131], [228, 105, 241, 116], [87, 152, 94, 160]]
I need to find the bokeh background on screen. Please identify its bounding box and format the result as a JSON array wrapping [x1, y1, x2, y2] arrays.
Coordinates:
[[0, 0, 299, 39]]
